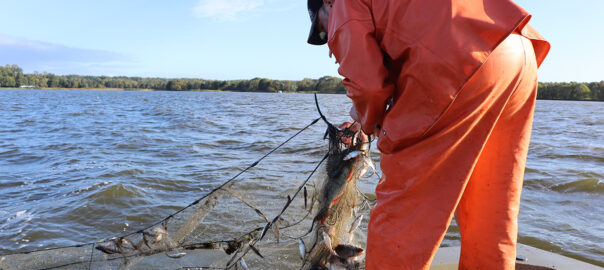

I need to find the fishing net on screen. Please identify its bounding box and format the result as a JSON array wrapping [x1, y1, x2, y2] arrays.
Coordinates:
[[0, 103, 380, 270]]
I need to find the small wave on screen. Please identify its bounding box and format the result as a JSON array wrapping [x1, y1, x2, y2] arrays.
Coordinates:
[[46, 127, 68, 133], [523, 178, 551, 190], [215, 139, 242, 144], [72, 181, 111, 195], [115, 143, 149, 150], [6, 154, 46, 165], [192, 143, 218, 152], [17, 119, 36, 125], [139, 128, 156, 133], [86, 183, 146, 203], [116, 168, 144, 176], [280, 146, 326, 156], [42, 144, 84, 152], [0, 129, 25, 134], [550, 179, 604, 194], [249, 144, 275, 152], [0, 180, 29, 189], [99, 169, 144, 178], [5, 209, 33, 223], [0, 148, 19, 157], [545, 154, 604, 163], [41, 143, 68, 150]]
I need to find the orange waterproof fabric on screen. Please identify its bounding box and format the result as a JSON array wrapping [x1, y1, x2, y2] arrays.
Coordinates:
[[327, 0, 549, 151], [325, 0, 550, 269], [367, 33, 540, 269]]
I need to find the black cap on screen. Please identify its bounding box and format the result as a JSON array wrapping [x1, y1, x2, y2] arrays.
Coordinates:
[[307, 0, 327, 45]]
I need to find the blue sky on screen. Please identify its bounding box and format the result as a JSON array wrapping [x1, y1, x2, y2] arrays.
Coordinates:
[[0, 0, 601, 82]]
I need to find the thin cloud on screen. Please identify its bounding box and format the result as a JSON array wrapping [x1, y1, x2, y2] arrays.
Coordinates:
[[0, 34, 136, 75], [193, 0, 263, 20]]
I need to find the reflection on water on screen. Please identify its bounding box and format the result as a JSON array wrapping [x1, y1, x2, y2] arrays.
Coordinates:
[[0, 90, 602, 266]]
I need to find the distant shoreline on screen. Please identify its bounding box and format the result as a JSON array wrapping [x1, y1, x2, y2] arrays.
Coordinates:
[[0, 87, 241, 93], [1, 64, 602, 101], [2, 87, 153, 91], [0, 87, 310, 94]]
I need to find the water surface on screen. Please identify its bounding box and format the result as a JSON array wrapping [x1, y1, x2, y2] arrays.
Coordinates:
[[0, 89, 602, 266]]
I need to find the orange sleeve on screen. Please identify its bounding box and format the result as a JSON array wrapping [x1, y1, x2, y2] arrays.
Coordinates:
[[327, 5, 394, 135]]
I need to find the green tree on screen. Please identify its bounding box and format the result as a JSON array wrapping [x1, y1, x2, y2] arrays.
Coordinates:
[[572, 83, 591, 100], [297, 78, 317, 92], [258, 78, 273, 92], [166, 79, 187, 91], [316, 76, 345, 93]]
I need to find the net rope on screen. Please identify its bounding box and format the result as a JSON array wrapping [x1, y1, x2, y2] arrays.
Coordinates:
[[0, 99, 379, 270]]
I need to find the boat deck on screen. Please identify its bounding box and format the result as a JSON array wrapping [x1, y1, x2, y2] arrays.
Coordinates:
[[431, 244, 602, 270]]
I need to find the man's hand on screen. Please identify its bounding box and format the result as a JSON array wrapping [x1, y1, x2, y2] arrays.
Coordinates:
[[338, 121, 371, 147]]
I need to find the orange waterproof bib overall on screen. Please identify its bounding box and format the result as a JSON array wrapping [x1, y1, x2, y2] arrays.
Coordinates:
[[326, 0, 550, 269], [368, 33, 541, 269]]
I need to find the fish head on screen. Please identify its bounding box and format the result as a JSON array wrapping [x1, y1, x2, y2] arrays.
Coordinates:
[[333, 244, 364, 259]]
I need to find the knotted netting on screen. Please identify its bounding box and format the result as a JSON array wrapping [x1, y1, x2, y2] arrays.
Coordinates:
[[0, 107, 380, 270]]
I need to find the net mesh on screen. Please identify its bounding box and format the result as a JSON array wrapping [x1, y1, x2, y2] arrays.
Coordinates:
[[0, 117, 378, 270]]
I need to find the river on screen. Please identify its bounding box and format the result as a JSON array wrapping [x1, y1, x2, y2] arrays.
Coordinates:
[[0, 89, 602, 267]]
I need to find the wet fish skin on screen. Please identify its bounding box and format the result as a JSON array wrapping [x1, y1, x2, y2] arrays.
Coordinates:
[[316, 142, 373, 225], [240, 258, 249, 270], [322, 231, 335, 255], [118, 237, 135, 250], [308, 143, 368, 269], [329, 263, 347, 270], [135, 239, 144, 250], [141, 231, 152, 249], [151, 227, 167, 243], [348, 215, 363, 233], [333, 245, 364, 259], [343, 151, 362, 161], [358, 155, 377, 178], [224, 240, 241, 255], [299, 239, 306, 260], [314, 165, 350, 224], [327, 255, 348, 270], [305, 102, 371, 270], [364, 156, 377, 174], [165, 251, 186, 259]]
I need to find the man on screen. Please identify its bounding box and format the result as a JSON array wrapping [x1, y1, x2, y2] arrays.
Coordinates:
[[306, 0, 550, 269]]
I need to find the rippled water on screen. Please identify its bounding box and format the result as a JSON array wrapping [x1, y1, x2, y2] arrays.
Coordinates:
[[0, 89, 602, 266]]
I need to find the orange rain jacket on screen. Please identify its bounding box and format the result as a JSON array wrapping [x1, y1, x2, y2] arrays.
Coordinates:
[[327, 0, 549, 154]]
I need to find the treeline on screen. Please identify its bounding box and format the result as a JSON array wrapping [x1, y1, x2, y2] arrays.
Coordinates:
[[0, 64, 346, 94], [537, 81, 604, 101], [1, 64, 603, 100]]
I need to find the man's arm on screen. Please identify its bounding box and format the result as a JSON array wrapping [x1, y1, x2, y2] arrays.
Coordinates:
[[328, 0, 394, 135]]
